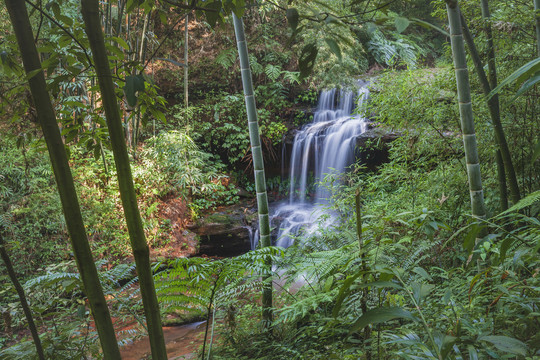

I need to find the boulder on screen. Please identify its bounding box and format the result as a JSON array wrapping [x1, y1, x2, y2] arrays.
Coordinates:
[[189, 206, 257, 257], [355, 127, 400, 169]]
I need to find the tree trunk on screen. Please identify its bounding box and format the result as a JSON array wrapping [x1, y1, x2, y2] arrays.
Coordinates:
[[446, 0, 487, 221], [232, 13, 273, 325], [3, 1, 121, 358], [0, 233, 45, 360], [80, 1, 168, 358]]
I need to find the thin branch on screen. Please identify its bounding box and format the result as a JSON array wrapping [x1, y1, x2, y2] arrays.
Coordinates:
[[142, 11, 188, 72]]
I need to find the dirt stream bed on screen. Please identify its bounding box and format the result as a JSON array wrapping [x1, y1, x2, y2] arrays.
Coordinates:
[[120, 320, 207, 360]]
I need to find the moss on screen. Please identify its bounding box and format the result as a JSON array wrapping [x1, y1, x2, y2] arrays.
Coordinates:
[[199, 213, 233, 225]]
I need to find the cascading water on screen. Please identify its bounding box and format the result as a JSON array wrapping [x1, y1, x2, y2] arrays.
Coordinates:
[[257, 82, 370, 249]]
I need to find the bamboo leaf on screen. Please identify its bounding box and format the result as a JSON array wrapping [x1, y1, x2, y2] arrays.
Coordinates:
[[25, 68, 42, 80]]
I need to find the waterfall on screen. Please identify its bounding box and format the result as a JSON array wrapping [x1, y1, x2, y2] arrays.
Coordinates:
[[252, 83, 370, 249]]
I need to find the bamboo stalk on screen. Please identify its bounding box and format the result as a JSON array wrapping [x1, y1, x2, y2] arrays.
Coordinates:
[[184, 1, 189, 108], [232, 13, 273, 325], [460, 8, 521, 208], [535, 0, 540, 56], [3, 1, 121, 357], [80, 0, 168, 358], [446, 0, 487, 221]]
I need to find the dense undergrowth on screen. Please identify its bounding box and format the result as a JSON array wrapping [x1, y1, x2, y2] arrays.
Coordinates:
[[1, 0, 540, 358]]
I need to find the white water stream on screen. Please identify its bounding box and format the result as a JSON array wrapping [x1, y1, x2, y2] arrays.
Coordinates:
[[252, 83, 370, 249]]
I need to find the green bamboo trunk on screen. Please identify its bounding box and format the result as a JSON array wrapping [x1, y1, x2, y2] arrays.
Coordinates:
[[535, 0, 540, 56], [460, 7, 521, 209], [232, 13, 273, 324], [446, 0, 487, 221], [184, 2, 189, 108], [4, 1, 121, 357], [80, 0, 168, 358], [480, 0, 520, 205]]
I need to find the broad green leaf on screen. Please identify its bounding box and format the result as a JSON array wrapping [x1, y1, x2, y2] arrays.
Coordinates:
[[298, 43, 318, 80], [532, 139, 540, 162], [324, 38, 342, 61], [350, 307, 415, 333], [159, 10, 167, 25], [478, 335, 527, 356], [395, 16, 410, 33], [463, 223, 483, 253], [25, 68, 42, 80], [287, 8, 299, 32], [355, 281, 402, 290], [124, 74, 146, 107], [232, 0, 246, 18], [112, 37, 130, 51], [512, 71, 540, 101], [488, 58, 540, 99], [333, 271, 363, 317], [412, 18, 449, 36], [411, 282, 434, 304], [205, 2, 222, 28], [412, 267, 432, 281]]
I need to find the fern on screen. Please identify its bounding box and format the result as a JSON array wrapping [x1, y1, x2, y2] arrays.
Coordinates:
[[264, 64, 282, 81], [277, 290, 338, 323], [215, 48, 237, 69], [499, 190, 540, 215]]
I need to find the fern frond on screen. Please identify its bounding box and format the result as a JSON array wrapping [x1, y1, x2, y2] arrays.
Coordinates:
[[500, 190, 540, 215]]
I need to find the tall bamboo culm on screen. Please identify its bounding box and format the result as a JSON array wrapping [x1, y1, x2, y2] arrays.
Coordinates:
[[232, 13, 273, 324], [80, 0, 168, 358], [535, 0, 540, 56], [446, 0, 487, 221], [184, 2, 189, 108], [3, 0, 121, 358]]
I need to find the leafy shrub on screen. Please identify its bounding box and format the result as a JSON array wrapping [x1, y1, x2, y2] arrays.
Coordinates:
[[142, 130, 239, 216]]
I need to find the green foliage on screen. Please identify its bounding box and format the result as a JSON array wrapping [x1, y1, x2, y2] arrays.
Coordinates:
[[168, 87, 288, 168], [0, 260, 141, 360], [142, 130, 239, 215]]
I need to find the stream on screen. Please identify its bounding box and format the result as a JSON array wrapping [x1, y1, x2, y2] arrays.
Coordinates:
[[120, 321, 206, 360]]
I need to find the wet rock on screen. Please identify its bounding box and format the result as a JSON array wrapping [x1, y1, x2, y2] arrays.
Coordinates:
[[355, 127, 400, 169], [190, 206, 256, 257]]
